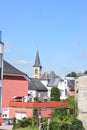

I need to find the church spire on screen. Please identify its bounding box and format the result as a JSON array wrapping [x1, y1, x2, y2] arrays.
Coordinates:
[[33, 50, 42, 68], [32, 50, 42, 78]]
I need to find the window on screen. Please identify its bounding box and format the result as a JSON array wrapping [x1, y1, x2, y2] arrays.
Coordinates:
[[16, 112, 26, 120], [35, 69, 38, 74], [65, 89, 68, 96]]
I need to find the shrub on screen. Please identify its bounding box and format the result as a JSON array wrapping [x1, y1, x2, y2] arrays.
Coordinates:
[[50, 86, 61, 101], [13, 117, 17, 129], [34, 97, 38, 101], [59, 122, 71, 130], [69, 119, 85, 130], [52, 106, 68, 120], [13, 118, 32, 129], [49, 120, 59, 130]]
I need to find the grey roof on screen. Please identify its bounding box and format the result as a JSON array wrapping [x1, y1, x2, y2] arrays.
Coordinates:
[[40, 72, 49, 80], [3, 60, 28, 77], [41, 71, 62, 87], [53, 76, 61, 86], [29, 78, 48, 91], [33, 50, 42, 68]]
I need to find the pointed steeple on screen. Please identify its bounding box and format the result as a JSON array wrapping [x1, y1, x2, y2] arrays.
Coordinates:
[[33, 50, 42, 68], [32, 50, 42, 78]]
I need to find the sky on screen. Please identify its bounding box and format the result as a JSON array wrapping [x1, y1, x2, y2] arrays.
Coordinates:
[[0, 0, 87, 77]]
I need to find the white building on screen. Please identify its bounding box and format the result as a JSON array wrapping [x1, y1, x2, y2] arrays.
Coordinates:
[[41, 72, 76, 100], [75, 75, 87, 128]]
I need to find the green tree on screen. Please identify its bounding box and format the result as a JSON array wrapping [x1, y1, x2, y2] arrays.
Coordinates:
[[32, 109, 38, 127], [52, 106, 68, 121], [60, 122, 71, 130], [49, 120, 60, 130], [69, 119, 85, 130], [84, 70, 87, 74], [66, 72, 77, 77], [65, 96, 77, 116], [50, 86, 61, 101]]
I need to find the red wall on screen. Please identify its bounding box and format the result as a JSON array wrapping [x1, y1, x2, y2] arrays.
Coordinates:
[[9, 109, 33, 118], [9, 108, 52, 119], [2, 75, 28, 108]]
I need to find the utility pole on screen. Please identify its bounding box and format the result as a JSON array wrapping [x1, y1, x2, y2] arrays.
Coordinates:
[[0, 31, 4, 117]]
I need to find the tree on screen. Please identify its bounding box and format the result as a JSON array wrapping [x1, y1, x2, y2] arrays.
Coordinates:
[[52, 106, 68, 120], [66, 72, 77, 77], [49, 120, 60, 130], [60, 122, 71, 130], [84, 70, 87, 74], [50, 86, 61, 101], [69, 119, 85, 130], [65, 96, 77, 115]]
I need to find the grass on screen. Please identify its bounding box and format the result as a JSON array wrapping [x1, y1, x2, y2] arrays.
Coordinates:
[[14, 126, 39, 130]]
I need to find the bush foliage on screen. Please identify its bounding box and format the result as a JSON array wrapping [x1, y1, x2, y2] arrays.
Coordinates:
[[50, 86, 61, 101]]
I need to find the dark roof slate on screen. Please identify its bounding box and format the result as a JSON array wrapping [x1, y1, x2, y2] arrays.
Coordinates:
[[3, 60, 27, 76], [29, 78, 48, 91], [41, 71, 62, 87]]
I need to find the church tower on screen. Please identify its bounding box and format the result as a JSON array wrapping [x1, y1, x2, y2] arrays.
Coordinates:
[[32, 50, 42, 78]]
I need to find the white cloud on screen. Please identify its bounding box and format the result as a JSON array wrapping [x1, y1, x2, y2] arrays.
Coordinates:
[[15, 60, 32, 65]]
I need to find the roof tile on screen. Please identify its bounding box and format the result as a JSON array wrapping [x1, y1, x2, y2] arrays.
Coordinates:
[[9, 101, 69, 109]]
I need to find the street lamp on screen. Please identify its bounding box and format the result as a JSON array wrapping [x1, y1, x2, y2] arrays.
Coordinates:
[[0, 31, 4, 116]]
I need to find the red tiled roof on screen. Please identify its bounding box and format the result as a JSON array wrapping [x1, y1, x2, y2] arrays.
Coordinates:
[[68, 90, 75, 95], [0, 119, 6, 123], [9, 101, 69, 109]]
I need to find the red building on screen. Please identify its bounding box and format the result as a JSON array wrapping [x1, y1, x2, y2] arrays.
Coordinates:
[[2, 60, 29, 119]]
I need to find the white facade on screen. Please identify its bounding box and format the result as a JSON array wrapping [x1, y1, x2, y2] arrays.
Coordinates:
[[58, 80, 67, 100], [28, 90, 35, 102], [41, 77, 75, 100], [75, 75, 87, 128], [75, 75, 87, 112]]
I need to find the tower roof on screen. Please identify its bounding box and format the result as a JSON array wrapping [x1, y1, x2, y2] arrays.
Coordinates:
[[33, 50, 42, 68]]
